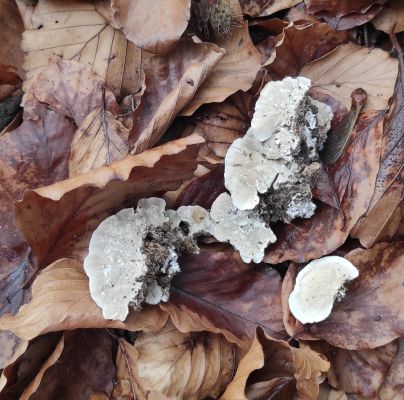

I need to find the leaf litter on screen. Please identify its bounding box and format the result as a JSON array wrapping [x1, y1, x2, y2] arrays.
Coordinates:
[[0, 1, 403, 399]]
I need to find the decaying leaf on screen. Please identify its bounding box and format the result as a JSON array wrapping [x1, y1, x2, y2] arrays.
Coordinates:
[[112, 0, 191, 54], [300, 43, 398, 112], [17, 0, 143, 97], [351, 45, 404, 247], [0, 330, 28, 369], [114, 321, 236, 400], [181, 21, 262, 116], [69, 107, 129, 176], [307, 242, 404, 350], [130, 39, 223, 153], [19, 335, 64, 400], [265, 111, 384, 264], [304, 0, 387, 30], [162, 245, 287, 350], [372, 0, 404, 33], [14, 134, 203, 267]]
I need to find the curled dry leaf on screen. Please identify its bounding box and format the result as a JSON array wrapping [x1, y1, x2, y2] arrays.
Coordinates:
[[265, 111, 384, 264], [180, 22, 262, 116], [17, 0, 143, 97], [304, 0, 387, 30], [112, 0, 191, 54], [306, 242, 404, 350], [318, 384, 347, 400], [372, 0, 404, 33], [0, 330, 28, 369], [0, 64, 22, 86], [27, 329, 115, 400], [351, 49, 404, 247], [0, 258, 167, 340], [130, 39, 223, 153], [69, 107, 129, 177], [114, 321, 235, 400], [14, 134, 203, 267], [19, 335, 64, 400], [161, 245, 287, 350], [314, 341, 398, 397], [257, 21, 351, 80], [300, 43, 398, 112]]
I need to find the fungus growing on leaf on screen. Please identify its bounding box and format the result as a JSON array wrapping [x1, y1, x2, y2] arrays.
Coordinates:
[[209, 193, 276, 263], [224, 77, 332, 223], [84, 199, 210, 321], [288, 256, 359, 324]]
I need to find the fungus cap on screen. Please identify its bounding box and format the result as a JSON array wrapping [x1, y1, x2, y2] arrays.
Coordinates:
[[288, 256, 359, 324]]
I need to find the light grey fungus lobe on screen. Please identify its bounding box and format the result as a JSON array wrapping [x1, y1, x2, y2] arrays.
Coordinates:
[[224, 77, 333, 223]]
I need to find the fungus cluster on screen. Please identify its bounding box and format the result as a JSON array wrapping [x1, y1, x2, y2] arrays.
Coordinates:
[[84, 77, 340, 320]]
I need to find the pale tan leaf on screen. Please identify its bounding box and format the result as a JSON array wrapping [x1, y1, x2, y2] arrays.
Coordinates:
[[0, 330, 28, 369], [0, 258, 167, 340], [114, 321, 235, 400], [372, 0, 404, 33], [181, 22, 262, 116], [20, 335, 64, 400], [300, 43, 398, 111], [69, 107, 129, 177], [17, 0, 143, 97], [0, 372, 6, 392], [112, 0, 191, 54], [318, 384, 347, 400], [221, 335, 265, 400]]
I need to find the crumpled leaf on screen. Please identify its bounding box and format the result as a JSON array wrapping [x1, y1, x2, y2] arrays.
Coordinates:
[[305, 0, 387, 30], [315, 341, 398, 397], [351, 46, 404, 247], [113, 321, 235, 400], [112, 0, 191, 54], [372, 0, 404, 33], [300, 43, 398, 112], [226, 328, 329, 400], [69, 107, 129, 176], [0, 258, 167, 341], [265, 111, 384, 264], [0, 330, 28, 369], [27, 329, 115, 400], [180, 22, 262, 116], [14, 134, 203, 267], [17, 0, 143, 97], [130, 39, 223, 153], [161, 245, 287, 350], [257, 20, 351, 80], [379, 338, 404, 398], [19, 335, 64, 400], [306, 242, 404, 350]]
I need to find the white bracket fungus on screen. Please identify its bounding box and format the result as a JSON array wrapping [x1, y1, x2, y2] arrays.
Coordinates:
[[224, 77, 332, 223], [209, 193, 276, 263], [288, 256, 359, 324]]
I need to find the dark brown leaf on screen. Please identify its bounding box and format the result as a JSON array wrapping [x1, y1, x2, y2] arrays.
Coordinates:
[[161, 245, 287, 350]]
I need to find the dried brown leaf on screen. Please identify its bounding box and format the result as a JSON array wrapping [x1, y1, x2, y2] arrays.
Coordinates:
[[259, 0, 302, 17], [305, 0, 387, 30], [14, 134, 203, 267], [17, 0, 143, 97], [112, 0, 191, 54], [318, 385, 347, 400], [0, 258, 167, 340], [180, 22, 262, 116], [19, 335, 64, 400], [0, 330, 28, 369], [265, 111, 384, 264], [114, 321, 235, 400], [307, 242, 404, 349], [28, 329, 115, 400], [162, 245, 287, 350], [351, 48, 404, 247], [0, 64, 22, 86], [69, 107, 129, 177], [372, 0, 404, 33], [300, 43, 398, 112], [130, 39, 223, 153]]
